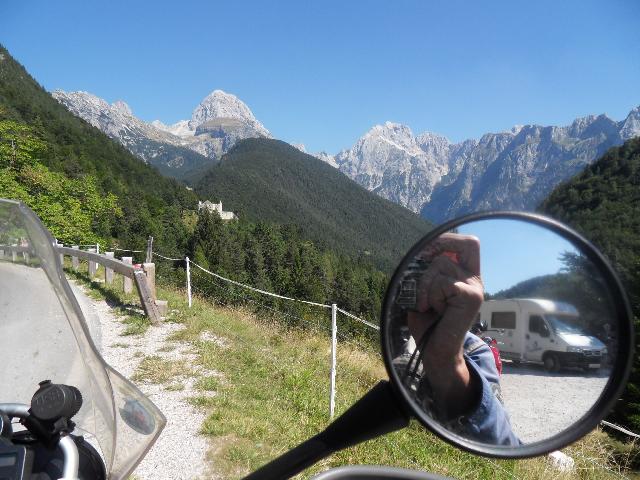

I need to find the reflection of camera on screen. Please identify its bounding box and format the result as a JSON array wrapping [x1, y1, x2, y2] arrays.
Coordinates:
[[395, 257, 430, 311]]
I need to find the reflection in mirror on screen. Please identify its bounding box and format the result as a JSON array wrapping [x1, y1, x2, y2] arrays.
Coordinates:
[[387, 219, 616, 446]]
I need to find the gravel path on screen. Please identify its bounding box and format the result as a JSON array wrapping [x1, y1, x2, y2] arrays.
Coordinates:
[[70, 282, 218, 480], [500, 362, 610, 443]]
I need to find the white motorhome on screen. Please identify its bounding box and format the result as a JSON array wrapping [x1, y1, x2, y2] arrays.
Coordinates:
[[479, 298, 607, 372]]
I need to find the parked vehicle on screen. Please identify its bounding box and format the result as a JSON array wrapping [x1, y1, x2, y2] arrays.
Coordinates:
[[480, 298, 607, 372], [483, 336, 503, 375]]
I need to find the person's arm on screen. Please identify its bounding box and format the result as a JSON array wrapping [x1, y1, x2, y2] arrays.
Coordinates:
[[407, 233, 484, 419], [457, 353, 520, 446]]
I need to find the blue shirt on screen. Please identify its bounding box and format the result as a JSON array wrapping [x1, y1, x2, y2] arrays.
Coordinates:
[[449, 333, 520, 446], [412, 333, 520, 446]]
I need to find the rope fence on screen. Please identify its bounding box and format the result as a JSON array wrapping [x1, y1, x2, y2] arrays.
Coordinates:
[[152, 252, 184, 262], [190, 259, 334, 309]]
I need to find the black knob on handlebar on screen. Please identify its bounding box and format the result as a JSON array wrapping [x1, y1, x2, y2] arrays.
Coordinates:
[[30, 381, 83, 422]]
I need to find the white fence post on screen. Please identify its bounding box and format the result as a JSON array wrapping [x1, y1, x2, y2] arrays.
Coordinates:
[[330, 303, 337, 419], [186, 256, 192, 308]]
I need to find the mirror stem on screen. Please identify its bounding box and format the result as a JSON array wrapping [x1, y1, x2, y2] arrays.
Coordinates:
[[243, 381, 409, 480]]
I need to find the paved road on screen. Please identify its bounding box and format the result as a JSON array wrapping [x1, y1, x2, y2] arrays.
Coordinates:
[[500, 362, 610, 443], [0, 261, 100, 407]]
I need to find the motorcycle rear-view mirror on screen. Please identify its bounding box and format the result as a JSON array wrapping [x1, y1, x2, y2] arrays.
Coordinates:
[[382, 211, 634, 458], [246, 212, 634, 480]]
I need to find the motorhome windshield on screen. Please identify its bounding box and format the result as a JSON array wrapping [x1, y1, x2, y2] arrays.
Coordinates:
[[545, 315, 582, 335]]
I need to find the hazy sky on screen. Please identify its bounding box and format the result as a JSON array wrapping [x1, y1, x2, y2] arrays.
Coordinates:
[[1, 0, 638, 153]]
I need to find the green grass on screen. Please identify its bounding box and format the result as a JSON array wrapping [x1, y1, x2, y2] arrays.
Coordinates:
[[132, 355, 194, 384], [71, 272, 638, 479]]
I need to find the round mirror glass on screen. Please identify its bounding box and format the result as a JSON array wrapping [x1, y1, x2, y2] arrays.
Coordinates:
[[382, 214, 631, 454]]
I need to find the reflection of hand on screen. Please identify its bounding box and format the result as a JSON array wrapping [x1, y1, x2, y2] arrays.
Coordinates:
[[407, 233, 484, 419]]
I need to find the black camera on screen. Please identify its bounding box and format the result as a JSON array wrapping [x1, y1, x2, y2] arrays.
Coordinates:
[[395, 257, 430, 311]]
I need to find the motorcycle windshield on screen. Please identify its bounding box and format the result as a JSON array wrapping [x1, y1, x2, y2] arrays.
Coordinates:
[[0, 199, 165, 479]]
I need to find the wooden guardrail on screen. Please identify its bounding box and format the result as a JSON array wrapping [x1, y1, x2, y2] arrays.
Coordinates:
[[56, 245, 166, 325], [0, 245, 34, 263], [0, 243, 166, 325]]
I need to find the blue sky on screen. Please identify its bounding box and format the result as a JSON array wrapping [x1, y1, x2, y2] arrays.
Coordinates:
[[458, 219, 578, 294], [1, 0, 638, 153]]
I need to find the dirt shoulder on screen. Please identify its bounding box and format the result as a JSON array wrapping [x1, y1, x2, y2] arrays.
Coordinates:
[[70, 281, 217, 480]]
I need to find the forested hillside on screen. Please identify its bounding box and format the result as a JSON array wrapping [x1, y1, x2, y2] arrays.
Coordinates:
[[192, 138, 432, 271], [540, 137, 640, 431], [0, 45, 197, 252], [185, 210, 388, 328]]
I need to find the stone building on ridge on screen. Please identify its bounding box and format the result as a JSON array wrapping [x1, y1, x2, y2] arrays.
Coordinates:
[[198, 200, 237, 220]]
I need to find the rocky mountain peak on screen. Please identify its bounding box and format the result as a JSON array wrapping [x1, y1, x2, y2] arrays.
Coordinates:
[[112, 100, 133, 116], [52, 90, 145, 140], [370, 121, 414, 141], [359, 122, 424, 157], [189, 89, 270, 137], [620, 105, 640, 140], [53, 88, 273, 172]]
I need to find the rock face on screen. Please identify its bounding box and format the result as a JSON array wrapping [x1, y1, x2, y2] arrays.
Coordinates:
[[325, 108, 640, 222], [52, 89, 271, 177], [332, 122, 450, 213], [188, 90, 269, 136]]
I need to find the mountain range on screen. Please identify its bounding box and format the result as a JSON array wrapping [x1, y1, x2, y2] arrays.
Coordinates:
[[53, 88, 640, 223], [330, 110, 640, 222], [52, 89, 270, 178]]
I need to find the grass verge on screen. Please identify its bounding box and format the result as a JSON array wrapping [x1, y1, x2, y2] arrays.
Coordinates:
[[72, 270, 638, 479]]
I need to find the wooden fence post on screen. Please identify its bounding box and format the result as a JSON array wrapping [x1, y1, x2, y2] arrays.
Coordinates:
[[0, 249, 4, 259], [72, 246, 80, 270], [57, 243, 64, 266], [122, 257, 133, 293], [105, 252, 114, 284], [88, 248, 97, 277], [12, 250, 17, 262], [133, 270, 161, 325], [143, 263, 156, 301], [146, 236, 153, 264]]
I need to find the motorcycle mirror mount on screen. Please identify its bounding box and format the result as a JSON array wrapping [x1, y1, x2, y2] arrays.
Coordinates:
[[244, 211, 634, 480]]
